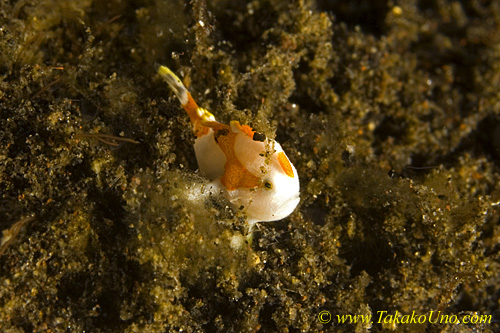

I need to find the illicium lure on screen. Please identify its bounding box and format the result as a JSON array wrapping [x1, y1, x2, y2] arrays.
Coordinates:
[[158, 65, 300, 225]]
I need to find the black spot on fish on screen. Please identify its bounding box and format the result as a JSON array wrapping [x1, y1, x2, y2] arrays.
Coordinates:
[[253, 132, 266, 142], [214, 128, 229, 143]]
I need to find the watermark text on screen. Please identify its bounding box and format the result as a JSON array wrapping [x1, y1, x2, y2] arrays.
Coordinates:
[[317, 310, 491, 326]]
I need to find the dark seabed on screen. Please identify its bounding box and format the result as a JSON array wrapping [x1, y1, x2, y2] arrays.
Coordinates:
[[1, 0, 499, 332]]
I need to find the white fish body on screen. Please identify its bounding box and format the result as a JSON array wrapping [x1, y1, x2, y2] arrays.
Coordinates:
[[158, 66, 300, 225]]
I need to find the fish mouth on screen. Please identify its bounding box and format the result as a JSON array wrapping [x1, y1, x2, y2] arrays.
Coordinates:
[[276, 195, 300, 216]]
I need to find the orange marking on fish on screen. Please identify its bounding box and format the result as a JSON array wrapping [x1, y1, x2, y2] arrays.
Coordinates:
[[181, 93, 209, 137], [212, 125, 261, 191], [278, 152, 294, 178], [232, 121, 255, 138]]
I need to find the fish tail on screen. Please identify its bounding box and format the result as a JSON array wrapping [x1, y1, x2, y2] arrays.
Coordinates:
[[158, 65, 216, 136], [157, 65, 189, 106]]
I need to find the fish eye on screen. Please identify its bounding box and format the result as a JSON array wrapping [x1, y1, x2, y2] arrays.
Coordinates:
[[264, 181, 273, 190]]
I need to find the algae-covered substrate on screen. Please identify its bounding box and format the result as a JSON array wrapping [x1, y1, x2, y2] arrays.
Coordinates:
[[1, 0, 499, 332]]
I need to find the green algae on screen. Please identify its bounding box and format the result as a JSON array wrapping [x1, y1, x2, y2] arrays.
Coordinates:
[[1, 0, 500, 332]]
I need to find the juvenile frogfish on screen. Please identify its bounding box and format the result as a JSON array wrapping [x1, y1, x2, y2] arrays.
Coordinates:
[[158, 65, 300, 226]]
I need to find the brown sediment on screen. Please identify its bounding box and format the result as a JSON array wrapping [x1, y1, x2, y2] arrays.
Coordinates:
[[0, 216, 35, 257], [0, 0, 499, 332], [76, 132, 140, 146]]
